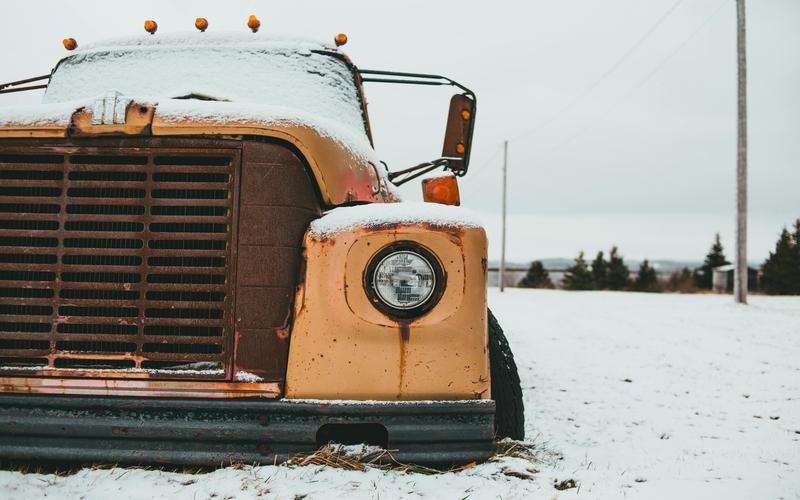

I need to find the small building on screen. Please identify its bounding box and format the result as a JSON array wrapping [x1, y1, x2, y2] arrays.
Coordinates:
[[487, 264, 529, 288], [712, 264, 759, 293]]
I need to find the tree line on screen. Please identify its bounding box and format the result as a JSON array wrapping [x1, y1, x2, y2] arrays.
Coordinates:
[[518, 218, 800, 295], [519, 246, 661, 292]]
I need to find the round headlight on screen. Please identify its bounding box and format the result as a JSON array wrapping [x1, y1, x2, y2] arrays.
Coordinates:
[[365, 242, 445, 318]]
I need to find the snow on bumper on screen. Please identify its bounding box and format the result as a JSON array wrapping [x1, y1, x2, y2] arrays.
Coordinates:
[[0, 395, 495, 466]]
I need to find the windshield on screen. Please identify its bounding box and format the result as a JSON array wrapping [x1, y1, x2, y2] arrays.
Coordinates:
[[44, 45, 367, 137]]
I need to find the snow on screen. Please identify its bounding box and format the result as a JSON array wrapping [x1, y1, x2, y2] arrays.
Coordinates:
[[76, 32, 334, 53], [1, 289, 798, 499], [234, 371, 264, 383], [43, 32, 366, 138], [154, 99, 378, 164], [328, 443, 387, 459], [0, 364, 224, 377], [1, 31, 376, 165], [308, 202, 483, 237], [0, 100, 88, 127]]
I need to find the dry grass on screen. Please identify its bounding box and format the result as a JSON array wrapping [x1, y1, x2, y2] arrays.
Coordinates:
[[281, 439, 554, 475], [283, 444, 472, 475], [2, 440, 552, 478]]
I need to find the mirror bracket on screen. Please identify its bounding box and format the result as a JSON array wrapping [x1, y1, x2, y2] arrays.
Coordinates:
[[358, 69, 477, 185]]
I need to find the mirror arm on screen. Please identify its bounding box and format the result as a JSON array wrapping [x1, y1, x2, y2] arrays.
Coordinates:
[[359, 69, 477, 184], [388, 158, 453, 187], [358, 69, 474, 98]]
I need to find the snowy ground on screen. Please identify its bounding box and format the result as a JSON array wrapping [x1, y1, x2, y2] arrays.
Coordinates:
[[1, 289, 798, 499]]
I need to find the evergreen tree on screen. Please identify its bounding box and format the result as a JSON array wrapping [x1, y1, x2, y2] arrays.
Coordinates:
[[761, 227, 799, 295], [518, 260, 554, 289], [665, 267, 696, 293], [606, 246, 630, 290], [591, 251, 608, 290], [562, 251, 593, 291], [694, 233, 730, 290], [633, 259, 660, 292]]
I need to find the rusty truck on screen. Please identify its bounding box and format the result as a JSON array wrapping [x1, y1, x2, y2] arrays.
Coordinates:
[[0, 20, 523, 466]]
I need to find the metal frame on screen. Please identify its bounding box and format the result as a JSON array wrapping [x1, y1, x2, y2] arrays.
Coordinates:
[[357, 69, 477, 183], [359, 69, 474, 96], [363, 240, 447, 320], [0, 75, 50, 95]]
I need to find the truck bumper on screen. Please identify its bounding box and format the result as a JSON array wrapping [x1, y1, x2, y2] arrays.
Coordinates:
[[0, 395, 494, 466]]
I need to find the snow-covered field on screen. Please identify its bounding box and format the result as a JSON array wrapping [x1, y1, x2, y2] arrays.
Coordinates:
[[1, 289, 798, 499]]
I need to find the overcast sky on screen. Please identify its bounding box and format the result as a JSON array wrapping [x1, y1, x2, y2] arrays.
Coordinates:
[[1, 0, 797, 262]]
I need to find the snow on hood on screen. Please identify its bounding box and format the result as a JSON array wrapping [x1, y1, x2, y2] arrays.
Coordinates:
[[0, 31, 379, 164], [308, 202, 483, 237], [76, 31, 334, 53], [155, 99, 378, 163], [0, 99, 90, 127], [43, 31, 363, 130]]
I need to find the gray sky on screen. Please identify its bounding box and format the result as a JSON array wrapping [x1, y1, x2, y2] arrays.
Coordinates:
[[1, 0, 797, 262]]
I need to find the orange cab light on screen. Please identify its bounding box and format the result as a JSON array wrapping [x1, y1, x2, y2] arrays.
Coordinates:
[[422, 175, 461, 206], [334, 33, 348, 47], [62, 38, 77, 51], [247, 15, 261, 33], [195, 17, 209, 32], [455, 142, 466, 155], [460, 109, 471, 121], [144, 19, 158, 34]]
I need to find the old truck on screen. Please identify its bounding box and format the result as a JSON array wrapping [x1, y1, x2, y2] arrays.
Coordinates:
[[0, 24, 523, 466]]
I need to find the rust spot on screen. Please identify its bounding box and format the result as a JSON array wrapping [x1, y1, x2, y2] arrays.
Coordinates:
[[0, 377, 281, 398], [399, 322, 410, 343], [397, 325, 408, 399], [276, 328, 289, 340]]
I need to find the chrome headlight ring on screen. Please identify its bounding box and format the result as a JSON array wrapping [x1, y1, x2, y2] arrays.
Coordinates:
[[364, 241, 446, 319]]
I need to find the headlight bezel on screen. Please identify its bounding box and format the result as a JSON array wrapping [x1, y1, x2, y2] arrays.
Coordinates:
[[363, 241, 446, 319]]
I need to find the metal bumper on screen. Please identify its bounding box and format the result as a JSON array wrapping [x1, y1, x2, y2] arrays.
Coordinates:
[[0, 394, 495, 466]]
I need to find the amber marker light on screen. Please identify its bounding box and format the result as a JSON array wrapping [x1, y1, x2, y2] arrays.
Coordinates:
[[334, 33, 348, 47], [460, 109, 471, 121], [144, 20, 158, 34], [455, 143, 466, 155], [247, 15, 261, 33], [62, 38, 77, 51], [422, 175, 461, 206], [195, 17, 208, 32]]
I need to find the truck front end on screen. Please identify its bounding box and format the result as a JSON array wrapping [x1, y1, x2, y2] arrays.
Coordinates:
[[0, 29, 519, 466]]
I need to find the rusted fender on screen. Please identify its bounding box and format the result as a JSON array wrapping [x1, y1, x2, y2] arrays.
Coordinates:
[[286, 216, 489, 401]]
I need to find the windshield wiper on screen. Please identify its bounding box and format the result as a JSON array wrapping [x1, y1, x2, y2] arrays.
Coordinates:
[[0, 74, 50, 95]]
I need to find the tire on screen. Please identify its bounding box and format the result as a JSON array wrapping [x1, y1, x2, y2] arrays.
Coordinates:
[[488, 308, 525, 440]]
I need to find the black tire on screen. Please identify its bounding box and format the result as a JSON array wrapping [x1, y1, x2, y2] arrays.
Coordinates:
[[488, 308, 525, 440]]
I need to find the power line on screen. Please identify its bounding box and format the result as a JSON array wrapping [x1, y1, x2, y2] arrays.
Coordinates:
[[458, 144, 503, 190], [510, 0, 687, 143], [544, 0, 731, 154]]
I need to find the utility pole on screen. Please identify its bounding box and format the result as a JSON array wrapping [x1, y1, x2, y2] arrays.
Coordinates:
[[735, 0, 748, 304], [499, 140, 508, 292]]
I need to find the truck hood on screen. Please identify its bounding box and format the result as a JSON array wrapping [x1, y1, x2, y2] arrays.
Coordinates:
[[0, 97, 397, 206]]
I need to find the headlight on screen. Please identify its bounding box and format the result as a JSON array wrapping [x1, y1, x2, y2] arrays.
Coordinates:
[[365, 242, 445, 318]]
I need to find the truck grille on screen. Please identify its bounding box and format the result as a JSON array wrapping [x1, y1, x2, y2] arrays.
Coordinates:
[[0, 147, 238, 376]]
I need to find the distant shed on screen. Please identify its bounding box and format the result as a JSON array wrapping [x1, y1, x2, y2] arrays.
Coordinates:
[[712, 264, 759, 293]]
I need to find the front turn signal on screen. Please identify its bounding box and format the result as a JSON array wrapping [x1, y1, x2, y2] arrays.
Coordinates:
[[247, 15, 261, 33], [144, 19, 158, 34], [422, 174, 460, 206]]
